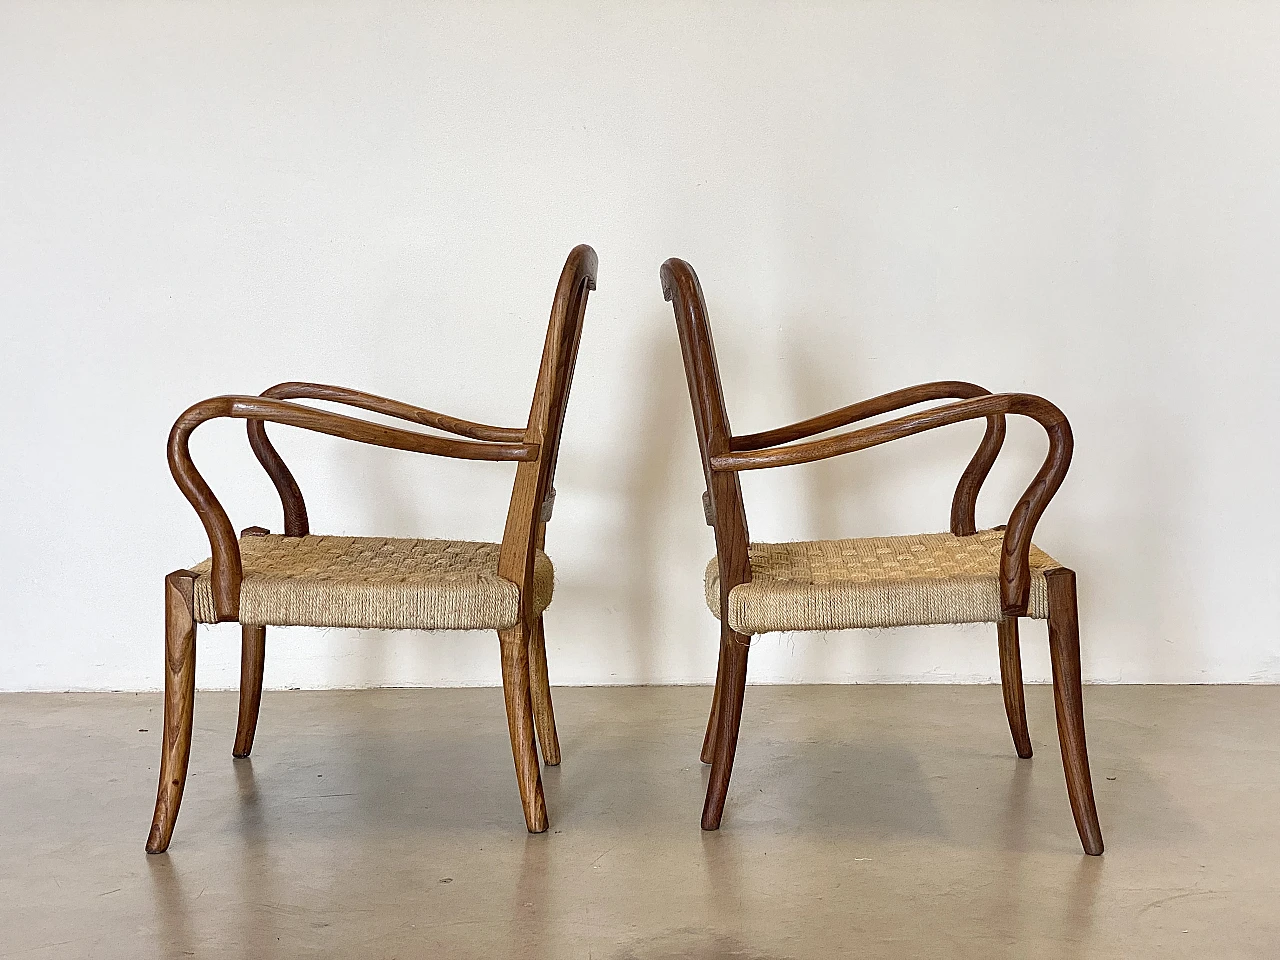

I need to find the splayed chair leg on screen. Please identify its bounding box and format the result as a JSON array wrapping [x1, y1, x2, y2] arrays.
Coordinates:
[[498, 621, 549, 833], [1046, 567, 1104, 856], [997, 616, 1033, 758], [702, 624, 750, 830], [146, 570, 198, 854], [233, 625, 266, 758], [527, 614, 561, 766], [701, 640, 728, 764]]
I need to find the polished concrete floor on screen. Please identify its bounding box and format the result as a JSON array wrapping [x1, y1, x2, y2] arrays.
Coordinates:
[[1, 685, 1277, 958]]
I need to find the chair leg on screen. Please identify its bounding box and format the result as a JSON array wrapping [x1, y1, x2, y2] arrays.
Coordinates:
[[997, 617, 1033, 758], [1046, 568, 1104, 856], [527, 614, 561, 766], [702, 625, 750, 831], [700, 640, 728, 764], [497, 622, 549, 833], [233, 625, 266, 758], [146, 571, 198, 854]]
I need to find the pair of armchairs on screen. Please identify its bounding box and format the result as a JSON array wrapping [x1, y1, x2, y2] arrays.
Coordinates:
[[147, 245, 1103, 856]]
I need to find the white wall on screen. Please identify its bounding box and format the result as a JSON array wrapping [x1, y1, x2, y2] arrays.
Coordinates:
[[2, 1, 1278, 691]]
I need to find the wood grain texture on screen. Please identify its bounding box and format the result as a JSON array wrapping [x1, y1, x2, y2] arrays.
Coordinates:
[[146, 571, 197, 854], [498, 623, 549, 833], [700, 640, 728, 764], [233, 624, 266, 759], [497, 245, 597, 610], [1046, 568, 1104, 855], [701, 624, 750, 831], [492, 244, 595, 799], [997, 617, 1033, 759], [247, 418, 310, 537], [528, 614, 561, 766]]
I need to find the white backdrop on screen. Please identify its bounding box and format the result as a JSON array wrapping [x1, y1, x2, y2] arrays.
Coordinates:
[[2, 1, 1278, 691]]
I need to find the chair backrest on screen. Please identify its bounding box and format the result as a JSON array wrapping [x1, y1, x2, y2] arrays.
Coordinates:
[[498, 245, 598, 615], [660, 259, 752, 605]]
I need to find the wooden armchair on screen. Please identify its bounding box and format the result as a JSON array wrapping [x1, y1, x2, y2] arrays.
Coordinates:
[[661, 258, 1103, 855], [146, 245, 597, 852]]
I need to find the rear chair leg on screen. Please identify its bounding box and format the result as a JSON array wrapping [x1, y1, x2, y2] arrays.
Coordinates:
[[701, 641, 728, 764], [702, 624, 750, 830], [233, 625, 266, 758], [997, 616, 1033, 758], [234, 524, 269, 759], [1046, 568, 1104, 856], [146, 570, 198, 854], [498, 621, 549, 833], [527, 615, 561, 766]]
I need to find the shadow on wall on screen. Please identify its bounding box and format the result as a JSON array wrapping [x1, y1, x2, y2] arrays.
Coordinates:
[[617, 311, 712, 684], [744, 324, 995, 682], [1105, 398, 1198, 683]]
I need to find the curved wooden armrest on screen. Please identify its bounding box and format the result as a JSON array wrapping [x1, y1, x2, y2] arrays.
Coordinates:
[[247, 382, 526, 537], [711, 393, 1072, 616], [170, 395, 538, 621], [731, 380, 1007, 538], [258, 382, 526, 441], [731, 381, 995, 450]]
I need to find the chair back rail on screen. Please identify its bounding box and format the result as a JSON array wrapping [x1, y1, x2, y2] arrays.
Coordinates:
[[498, 246, 597, 616], [660, 259, 752, 611]]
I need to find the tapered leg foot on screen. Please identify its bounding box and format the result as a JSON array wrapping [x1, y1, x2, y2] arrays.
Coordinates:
[[997, 617, 1033, 758], [233, 624, 266, 758], [1046, 568, 1104, 856], [146, 571, 198, 854], [702, 626, 750, 831], [700, 641, 727, 764], [498, 622, 548, 833], [527, 615, 561, 766]]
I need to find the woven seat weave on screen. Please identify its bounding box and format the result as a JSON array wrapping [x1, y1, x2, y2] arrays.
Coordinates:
[[191, 534, 553, 630], [705, 529, 1062, 635]]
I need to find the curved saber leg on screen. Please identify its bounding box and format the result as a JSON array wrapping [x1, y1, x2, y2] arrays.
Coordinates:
[[997, 616, 1033, 758], [146, 571, 198, 854], [1046, 568, 1104, 855]]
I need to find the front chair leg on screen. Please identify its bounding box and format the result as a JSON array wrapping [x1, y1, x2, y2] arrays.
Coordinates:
[[233, 524, 269, 759], [146, 570, 198, 854], [1046, 568, 1104, 855], [497, 622, 549, 833], [527, 615, 561, 766], [233, 625, 266, 758], [702, 624, 750, 830], [997, 617, 1033, 758]]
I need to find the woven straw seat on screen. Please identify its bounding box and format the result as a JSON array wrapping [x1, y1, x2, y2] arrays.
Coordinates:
[[705, 529, 1062, 635], [191, 534, 554, 630]]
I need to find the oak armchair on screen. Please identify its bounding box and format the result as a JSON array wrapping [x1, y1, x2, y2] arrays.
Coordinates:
[[661, 257, 1103, 855], [147, 244, 597, 852]]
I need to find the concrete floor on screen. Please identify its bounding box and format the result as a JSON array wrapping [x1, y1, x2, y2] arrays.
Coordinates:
[[1, 686, 1277, 959]]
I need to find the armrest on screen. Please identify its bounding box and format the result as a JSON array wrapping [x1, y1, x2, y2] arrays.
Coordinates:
[[170, 395, 538, 621], [731, 380, 1007, 538], [711, 393, 1071, 617], [730, 380, 995, 450], [258, 382, 526, 441], [247, 382, 526, 536]]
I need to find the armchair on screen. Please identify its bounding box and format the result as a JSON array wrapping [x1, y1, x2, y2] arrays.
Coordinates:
[[146, 245, 596, 852], [662, 257, 1103, 855]]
